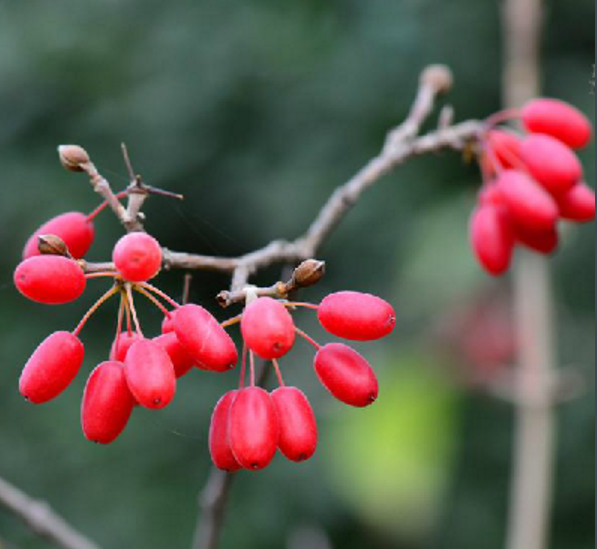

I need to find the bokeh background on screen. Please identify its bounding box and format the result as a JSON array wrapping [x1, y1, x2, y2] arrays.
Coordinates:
[[0, 1, 593, 548]]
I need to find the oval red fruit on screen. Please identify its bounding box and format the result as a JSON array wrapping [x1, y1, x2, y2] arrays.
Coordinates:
[[240, 297, 295, 359], [109, 331, 142, 362], [124, 339, 176, 409], [470, 204, 514, 276], [314, 343, 378, 407], [519, 135, 582, 194], [209, 390, 242, 472], [173, 304, 238, 371], [112, 232, 162, 282], [81, 361, 136, 444], [486, 129, 523, 170], [153, 332, 195, 378], [521, 98, 592, 150], [496, 170, 558, 231], [228, 387, 279, 470], [271, 387, 317, 462], [23, 212, 95, 259], [557, 183, 595, 222], [14, 255, 86, 304], [513, 223, 559, 254], [317, 291, 395, 341], [20, 331, 84, 403]]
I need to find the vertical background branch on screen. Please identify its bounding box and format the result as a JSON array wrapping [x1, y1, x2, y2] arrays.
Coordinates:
[[502, 1, 556, 549]]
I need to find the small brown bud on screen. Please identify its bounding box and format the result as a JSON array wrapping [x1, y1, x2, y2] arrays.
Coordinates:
[[58, 145, 90, 172], [420, 65, 453, 94], [37, 234, 71, 257], [292, 259, 326, 288]]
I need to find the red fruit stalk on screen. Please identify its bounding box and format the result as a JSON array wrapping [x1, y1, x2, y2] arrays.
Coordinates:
[[209, 390, 242, 472], [81, 361, 136, 444], [20, 331, 85, 403]]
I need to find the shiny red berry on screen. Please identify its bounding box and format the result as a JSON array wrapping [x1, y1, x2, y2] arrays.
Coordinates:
[[496, 170, 558, 231], [513, 223, 559, 254], [124, 339, 176, 409], [209, 390, 242, 472], [81, 361, 136, 444], [153, 332, 195, 378], [23, 212, 95, 260], [317, 291, 395, 341], [112, 232, 162, 282], [314, 343, 378, 407], [14, 255, 86, 305], [228, 387, 279, 470], [485, 129, 523, 170], [521, 98, 592, 150], [557, 183, 595, 222], [173, 304, 238, 371], [20, 331, 85, 403], [109, 332, 142, 362], [470, 204, 514, 276], [240, 297, 295, 360], [271, 387, 317, 462], [519, 134, 582, 194]]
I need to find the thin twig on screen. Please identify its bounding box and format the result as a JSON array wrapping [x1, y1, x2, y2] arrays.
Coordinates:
[[0, 476, 102, 549]]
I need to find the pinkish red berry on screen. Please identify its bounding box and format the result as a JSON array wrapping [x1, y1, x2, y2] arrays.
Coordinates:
[[470, 204, 514, 276], [271, 387, 317, 462], [521, 98, 592, 150], [240, 297, 295, 359], [485, 129, 523, 170], [557, 183, 595, 222], [23, 212, 95, 260], [81, 361, 136, 444], [109, 332, 142, 362], [228, 387, 279, 470], [153, 332, 195, 378], [14, 255, 86, 304], [514, 223, 559, 254], [161, 312, 177, 334], [173, 304, 238, 371], [209, 390, 242, 472], [20, 331, 84, 403], [124, 339, 176, 409], [519, 135, 582, 194], [496, 170, 558, 231], [112, 232, 162, 282], [314, 343, 378, 407], [317, 291, 395, 341]]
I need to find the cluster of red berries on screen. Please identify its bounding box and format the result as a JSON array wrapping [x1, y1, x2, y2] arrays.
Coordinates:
[[471, 98, 594, 275], [14, 215, 395, 470]]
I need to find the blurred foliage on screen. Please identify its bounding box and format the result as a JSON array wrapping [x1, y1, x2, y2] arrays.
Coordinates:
[[0, 1, 594, 549]]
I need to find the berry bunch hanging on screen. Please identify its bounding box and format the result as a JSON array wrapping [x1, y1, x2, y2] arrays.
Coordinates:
[[471, 98, 594, 275]]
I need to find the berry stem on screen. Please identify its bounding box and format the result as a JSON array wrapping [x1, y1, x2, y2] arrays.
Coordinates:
[[138, 282, 181, 309], [249, 351, 256, 387], [73, 286, 119, 337], [271, 359, 285, 387], [294, 327, 321, 350], [86, 190, 129, 222], [113, 292, 126, 359], [483, 108, 521, 130], [483, 142, 504, 176], [221, 314, 242, 329], [125, 283, 144, 337], [282, 301, 320, 311], [85, 272, 119, 280], [239, 344, 247, 389], [134, 285, 172, 318], [122, 290, 133, 336]]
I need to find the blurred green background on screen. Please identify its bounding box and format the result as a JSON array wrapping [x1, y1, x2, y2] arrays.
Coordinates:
[[0, 1, 594, 548]]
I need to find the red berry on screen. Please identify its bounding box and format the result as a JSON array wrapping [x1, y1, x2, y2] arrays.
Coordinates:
[[228, 387, 279, 470], [23, 212, 95, 260], [314, 343, 378, 407], [478, 185, 504, 207], [271, 387, 317, 462], [14, 255, 86, 305], [486, 129, 523, 170], [112, 232, 162, 282], [521, 98, 592, 150], [209, 390, 242, 472], [519, 135, 582, 194], [496, 170, 558, 231], [557, 183, 595, 222], [513, 223, 559, 254], [470, 204, 514, 276], [124, 339, 176, 409], [20, 331, 84, 403], [161, 312, 176, 334], [153, 332, 195, 378], [317, 291, 395, 341], [81, 361, 136, 444], [109, 332, 142, 362], [240, 297, 295, 360], [173, 304, 238, 371]]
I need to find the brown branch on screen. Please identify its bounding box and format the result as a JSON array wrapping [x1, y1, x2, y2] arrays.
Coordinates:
[[0, 476, 102, 549]]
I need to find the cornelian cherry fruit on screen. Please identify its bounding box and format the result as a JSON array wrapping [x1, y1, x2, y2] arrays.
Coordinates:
[[112, 232, 162, 282], [470, 204, 514, 276], [557, 183, 595, 222], [153, 332, 195, 378], [20, 331, 85, 403], [109, 332, 142, 362], [209, 390, 242, 472]]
